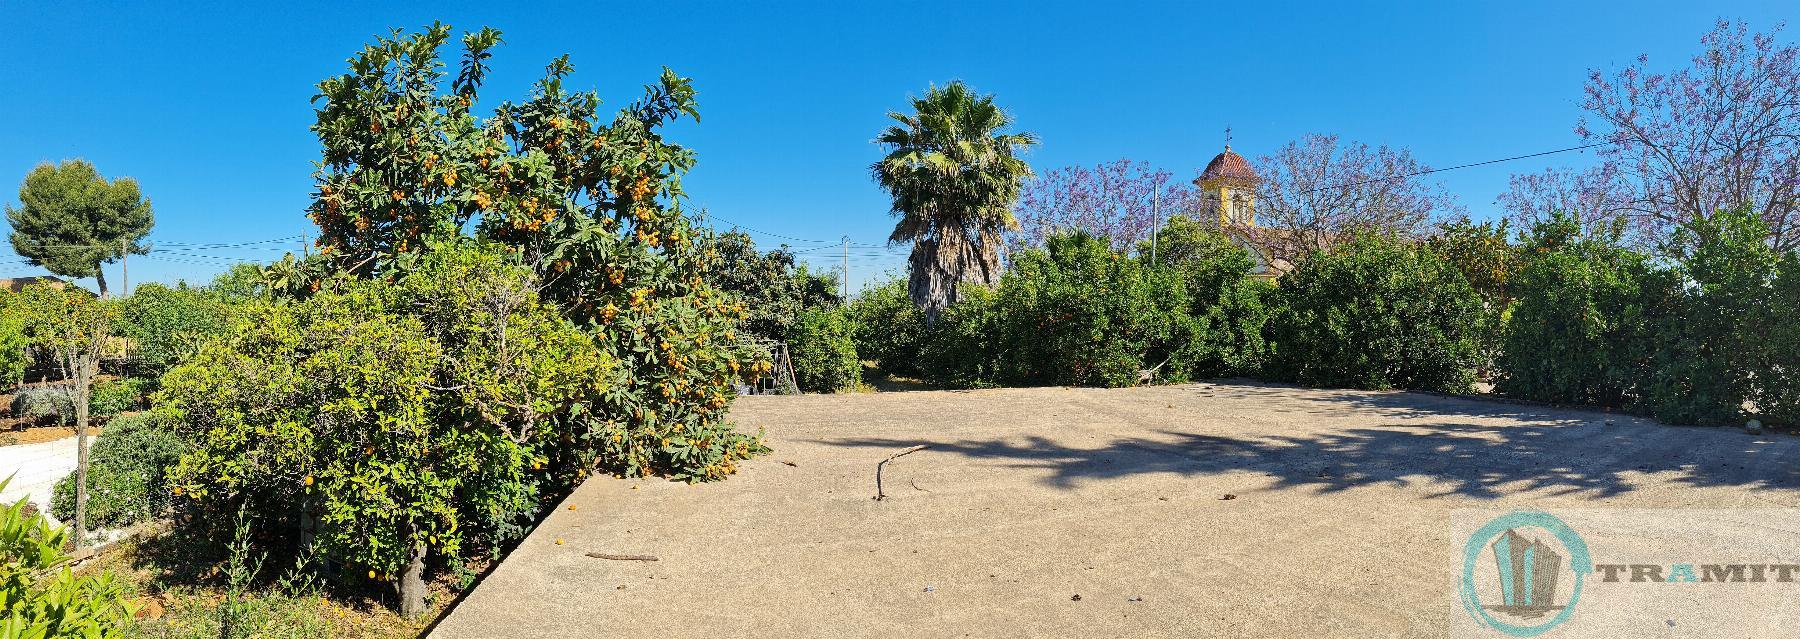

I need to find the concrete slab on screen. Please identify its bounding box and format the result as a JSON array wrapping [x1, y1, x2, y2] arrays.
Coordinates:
[[429, 382, 1800, 638], [0, 434, 84, 520]]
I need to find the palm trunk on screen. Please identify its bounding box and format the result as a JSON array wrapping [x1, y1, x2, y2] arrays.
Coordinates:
[[908, 230, 1002, 326], [908, 238, 952, 326]]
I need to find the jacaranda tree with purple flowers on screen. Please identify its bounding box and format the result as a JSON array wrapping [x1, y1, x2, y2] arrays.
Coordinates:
[[1010, 159, 1200, 254], [1251, 134, 1461, 265], [1506, 20, 1800, 251], [1497, 165, 1634, 243]]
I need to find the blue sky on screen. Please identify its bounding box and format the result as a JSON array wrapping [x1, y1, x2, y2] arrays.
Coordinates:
[[1, 0, 1792, 292]]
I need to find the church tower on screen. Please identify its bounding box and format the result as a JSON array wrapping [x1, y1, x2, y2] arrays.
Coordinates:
[[1195, 135, 1259, 227]]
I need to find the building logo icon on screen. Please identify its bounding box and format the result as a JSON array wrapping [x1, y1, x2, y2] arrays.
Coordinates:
[[1459, 511, 1593, 637], [1489, 529, 1564, 617]]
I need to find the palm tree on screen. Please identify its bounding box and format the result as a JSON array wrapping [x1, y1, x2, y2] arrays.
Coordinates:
[[873, 81, 1036, 324]]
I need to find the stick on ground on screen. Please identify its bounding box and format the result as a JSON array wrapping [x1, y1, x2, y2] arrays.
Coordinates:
[[585, 553, 659, 562], [874, 444, 929, 501]]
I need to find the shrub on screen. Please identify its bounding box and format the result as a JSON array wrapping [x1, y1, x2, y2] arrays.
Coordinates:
[[51, 413, 185, 528], [10, 385, 73, 424], [0, 291, 25, 391], [1145, 216, 1272, 378], [1496, 213, 1659, 408], [1427, 218, 1522, 378], [118, 282, 234, 377], [906, 227, 1269, 389], [1759, 254, 1800, 426], [705, 230, 841, 341], [787, 307, 860, 393], [161, 243, 615, 589], [988, 232, 1194, 388], [1640, 207, 1780, 426], [89, 377, 151, 417], [0, 478, 136, 637], [1264, 233, 1482, 393], [1180, 277, 1274, 379], [916, 284, 1005, 388], [849, 277, 928, 376]]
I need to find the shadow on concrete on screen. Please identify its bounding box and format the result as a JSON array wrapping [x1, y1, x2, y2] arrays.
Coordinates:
[[817, 388, 1800, 500]]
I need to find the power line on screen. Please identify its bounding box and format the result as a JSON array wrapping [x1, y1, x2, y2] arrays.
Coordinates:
[[157, 235, 305, 248], [705, 213, 836, 244], [1300, 142, 1608, 194], [704, 211, 898, 249], [7, 235, 305, 250]]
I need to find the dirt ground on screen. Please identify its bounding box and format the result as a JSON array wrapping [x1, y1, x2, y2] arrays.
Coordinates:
[[428, 382, 1800, 638]]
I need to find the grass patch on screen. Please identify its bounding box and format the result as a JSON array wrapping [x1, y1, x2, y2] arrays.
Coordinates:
[[81, 525, 460, 639]]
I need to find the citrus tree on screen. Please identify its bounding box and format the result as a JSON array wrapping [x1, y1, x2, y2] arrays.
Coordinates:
[[0, 291, 25, 390], [1142, 215, 1272, 379], [116, 282, 235, 377], [1264, 234, 1483, 393], [991, 232, 1194, 387], [160, 243, 611, 616], [1761, 253, 1800, 426], [14, 284, 117, 548], [1497, 213, 1660, 408], [1642, 206, 1781, 425]]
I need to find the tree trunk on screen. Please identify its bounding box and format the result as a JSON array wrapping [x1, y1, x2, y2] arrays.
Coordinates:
[[398, 539, 427, 618], [93, 265, 109, 299], [908, 230, 1002, 326], [72, 354, 91, 550]]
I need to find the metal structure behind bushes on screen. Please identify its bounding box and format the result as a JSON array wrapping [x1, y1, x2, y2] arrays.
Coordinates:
[[735, 338, 799, 396]]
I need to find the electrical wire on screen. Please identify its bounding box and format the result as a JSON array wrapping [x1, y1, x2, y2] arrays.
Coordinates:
[[1299, 142, 1608, 194]]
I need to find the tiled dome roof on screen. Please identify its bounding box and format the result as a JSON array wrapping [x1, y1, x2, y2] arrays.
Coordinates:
[[1198, 146, 1258, 185]]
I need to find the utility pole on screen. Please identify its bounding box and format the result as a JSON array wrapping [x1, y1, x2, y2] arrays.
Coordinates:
[[1151, 187, 1161, 263], [119, 238, 128, 297], [841, 236, 850, 301], [301, 232, 311, 258]]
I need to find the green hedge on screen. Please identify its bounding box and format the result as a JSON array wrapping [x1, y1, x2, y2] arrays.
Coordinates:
[[90, 377, 153, 417], [850, 278, 928, 376], [0, 293, 24, 391], [1146, 217, 1272, 379], [1496, 213, 1658, 408], [118, 282, 235, 377], [51, 413, 186, 528], [901, 230, 1269, 389], [1497, 208, 1793, 427], [1264, 233, 1482, 393], [857, 214, 1799, 430], [1759, 255, 1800, 426], [991, 232, 1193, 387], [1641, 207, 1782, 426], [788, 307, 860, 393], [917, 284, 1006, 388]]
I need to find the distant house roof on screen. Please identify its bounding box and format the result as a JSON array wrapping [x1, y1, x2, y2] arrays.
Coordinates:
[[1197, 146, 1259, 186], [0, 275, 67, 293]]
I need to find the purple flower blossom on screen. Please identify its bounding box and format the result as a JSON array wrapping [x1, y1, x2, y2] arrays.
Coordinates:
[[1010, 159, 1201, 253]]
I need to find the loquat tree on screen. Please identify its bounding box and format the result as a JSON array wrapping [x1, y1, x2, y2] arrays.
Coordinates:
[[304, 24, 769, 484]]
